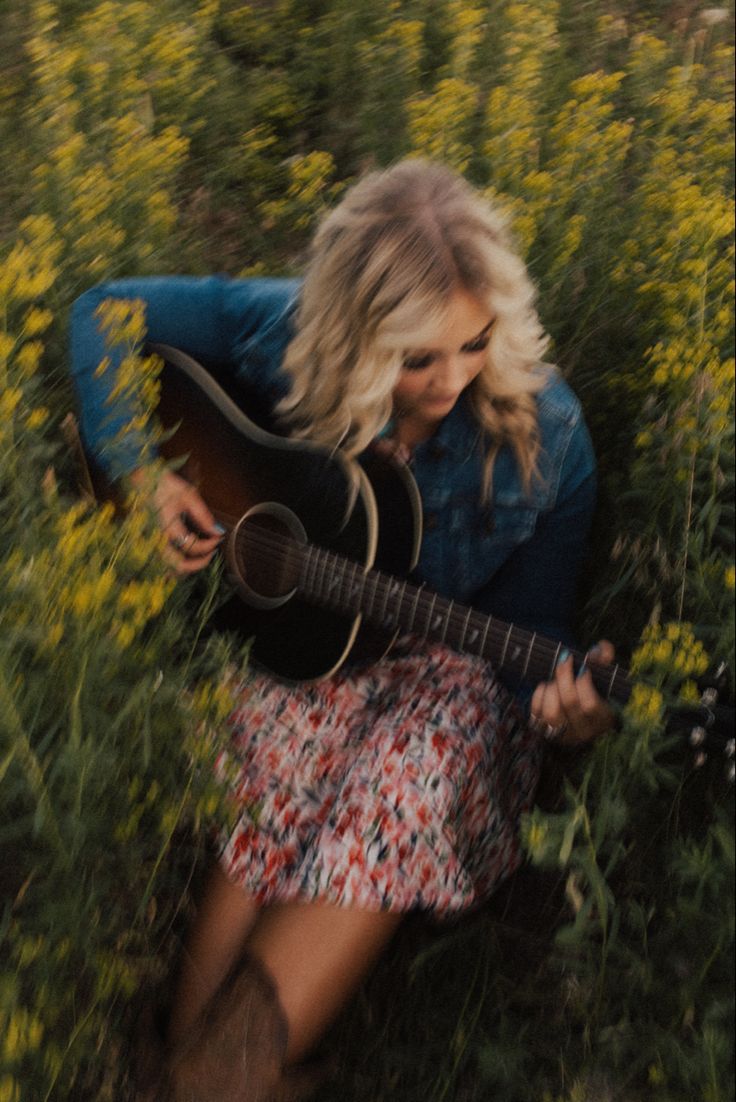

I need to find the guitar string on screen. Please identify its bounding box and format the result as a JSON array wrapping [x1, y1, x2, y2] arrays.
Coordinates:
[[236, 522, 587, 674], [229, 522, 631, 703], [234, 525, 618, 692]]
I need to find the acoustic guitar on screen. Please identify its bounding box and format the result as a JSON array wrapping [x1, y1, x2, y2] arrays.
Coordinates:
[[149, 343, 733, 769]]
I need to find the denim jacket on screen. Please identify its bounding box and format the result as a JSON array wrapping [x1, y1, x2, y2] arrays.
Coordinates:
[[70, 275, 596, 655]]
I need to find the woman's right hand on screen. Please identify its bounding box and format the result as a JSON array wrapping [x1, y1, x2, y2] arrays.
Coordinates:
[[133, 468, 224, 575]]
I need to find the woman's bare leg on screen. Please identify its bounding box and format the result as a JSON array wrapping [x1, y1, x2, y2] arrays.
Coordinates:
[[167, 862, 260, 1044], [166, 865, 401, 1077], [246, 900, 402, 1063]]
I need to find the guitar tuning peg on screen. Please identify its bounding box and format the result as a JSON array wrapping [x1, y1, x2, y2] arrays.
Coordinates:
[[693, 750, 707, 769], [727, 762, 735, 785], [698, 661, 730, 704], [689, 726, 707, 747], [726, 738, 735, 760], [714, 659, 728, 682]]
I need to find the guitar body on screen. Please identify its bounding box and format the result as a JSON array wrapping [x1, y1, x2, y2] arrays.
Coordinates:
[[152, 344, 421, 681]]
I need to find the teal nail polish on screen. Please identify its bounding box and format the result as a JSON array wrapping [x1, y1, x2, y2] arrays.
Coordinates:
[[556, 648, 571, 668], [213, 522, 226, 535]]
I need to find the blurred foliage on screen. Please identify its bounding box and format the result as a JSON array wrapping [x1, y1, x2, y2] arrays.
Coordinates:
[[0, 0, 733, 1099]]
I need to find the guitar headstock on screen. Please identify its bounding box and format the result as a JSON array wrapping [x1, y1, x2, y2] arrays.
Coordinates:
[[669, 662, 735, 783]]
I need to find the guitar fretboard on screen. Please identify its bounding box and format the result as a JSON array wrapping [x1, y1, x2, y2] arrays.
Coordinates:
[[297, 540, 632, 704]]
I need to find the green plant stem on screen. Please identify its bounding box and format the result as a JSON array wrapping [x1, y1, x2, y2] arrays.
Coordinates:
[[678, 263, 709, 620], [0, 660, 66, 860], [42, 999, 99, 1102], [433, 945, 490, 1102], [135, 774, 193, 923]]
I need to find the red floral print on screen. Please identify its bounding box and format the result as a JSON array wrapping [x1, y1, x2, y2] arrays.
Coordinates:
[[217, 639, 542, 917]]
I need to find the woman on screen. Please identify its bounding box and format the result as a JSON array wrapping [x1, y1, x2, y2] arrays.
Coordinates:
[[70, 159, 614, 1101]]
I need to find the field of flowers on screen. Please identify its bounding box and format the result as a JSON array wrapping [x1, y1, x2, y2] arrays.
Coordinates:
[[0, 2, 733, 1100]]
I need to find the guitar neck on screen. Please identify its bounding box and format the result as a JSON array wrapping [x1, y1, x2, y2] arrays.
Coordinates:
[[298, 541, 632, 705]]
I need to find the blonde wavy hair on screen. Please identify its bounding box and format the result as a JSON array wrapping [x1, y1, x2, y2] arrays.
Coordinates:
[[279, 158, 550, 494]]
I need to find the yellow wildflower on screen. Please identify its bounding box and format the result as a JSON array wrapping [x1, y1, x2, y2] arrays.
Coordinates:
[[25, 407, 50, 430], [0, 388, 23, 418], [115, 622, 137, 649], [14, 341, 45, 378], [0, 333, 16, 361], [626, 683, 665, 730], [0, 1077, 20, 1102], [408, 78, 477, 172], [23, 307, 54, 336], [2, 1008, 44, 1062], [526, 820, 548, 856]]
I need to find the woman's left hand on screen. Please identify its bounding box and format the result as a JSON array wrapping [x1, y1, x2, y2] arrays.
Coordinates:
[[529, 640, 616, 746]]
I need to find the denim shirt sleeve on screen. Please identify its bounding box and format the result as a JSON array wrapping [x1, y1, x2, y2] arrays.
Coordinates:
[[69, 275, 299, 477]]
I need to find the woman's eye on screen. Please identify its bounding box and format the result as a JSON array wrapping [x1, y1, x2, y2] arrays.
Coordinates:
[[462, 335, 490, 354], [402, 353, 434, 372]]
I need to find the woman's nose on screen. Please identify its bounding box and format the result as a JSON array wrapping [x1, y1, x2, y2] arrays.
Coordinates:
[[434, 355, 466, 390]]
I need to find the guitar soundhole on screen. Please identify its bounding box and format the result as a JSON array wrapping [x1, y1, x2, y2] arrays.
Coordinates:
[[228, 503, 306, 610]]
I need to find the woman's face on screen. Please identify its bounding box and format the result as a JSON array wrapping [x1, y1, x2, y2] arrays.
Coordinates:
[[391, 290, 494, 440]]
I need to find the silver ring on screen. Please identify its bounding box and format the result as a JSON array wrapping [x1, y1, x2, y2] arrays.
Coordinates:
[[543, 722, 568, 742], [173, 532, 196, 553], [529, 713, 567, 741]]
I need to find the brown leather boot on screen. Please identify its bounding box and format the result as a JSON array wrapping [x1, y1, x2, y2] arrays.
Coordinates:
[[166, 952, 289, 1102], [132, 955, 332, 1102]]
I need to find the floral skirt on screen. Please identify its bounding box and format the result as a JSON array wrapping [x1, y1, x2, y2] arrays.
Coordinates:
[[217, 639, 542, 918]]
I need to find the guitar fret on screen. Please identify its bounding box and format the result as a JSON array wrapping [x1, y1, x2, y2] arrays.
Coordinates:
[[379, 577, 394, 626], [408, 584, 424, 632], [367, 570, 380, 618], [550, 641, 562, 679], [459, 606, 473, 650], [383, 577, 398, 621], [480, 612, 492, 661], [375, 575, 386, 621], [316, 549, 329, 601], [500, 623, 513, 668], [607, 664, 620, 701], [312, 549, 325, 599], [311, 548, 323, 599], [354, 562, 365, 613], [332, 554, 347, 609], [349, 559, 362, 610], [522, 633, 536, 679], [301, 545, 315, 594], [397, 579, 410, 628], [443, 600, 454, 642], [426, 592, 438, 636]]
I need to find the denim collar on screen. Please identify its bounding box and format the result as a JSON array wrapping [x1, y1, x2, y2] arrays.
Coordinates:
[[412, 390, 486, 463]]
